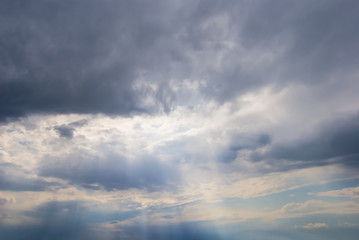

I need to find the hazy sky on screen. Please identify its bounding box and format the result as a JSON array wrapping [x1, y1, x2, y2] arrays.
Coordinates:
[[1, 0, 359, 239]]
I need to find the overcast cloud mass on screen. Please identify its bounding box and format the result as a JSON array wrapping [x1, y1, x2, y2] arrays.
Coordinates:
[[1, 0, 359, 239]]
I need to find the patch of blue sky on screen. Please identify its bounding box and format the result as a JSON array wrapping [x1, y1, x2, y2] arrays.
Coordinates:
[[209, 178, 359, 211], [6, 129, 24, 134], [18, 140, 31, 146], [212, 215, 359, 240], [275, 214, 359, 229]]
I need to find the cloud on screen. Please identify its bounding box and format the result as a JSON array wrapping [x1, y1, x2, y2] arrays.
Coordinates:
[[0, 175, 53, 192], [252, 112, 359, 169], [315, 186, 359, 199], [54, 119, 88, 139], [0, 201, 93, 240], [39, 153, 179, 192], [1, 1, 359, 239], [0, 0, 179, 121], [193, 0, 359, 103], [0, 200, 222, 240], [272, 200, 359, 219], [301, 223, 328, 229], [25, 200, 141, 224], [0, 195, 15, 206], [1, 0, 358, 122], [219, 133, 271, 163], [54, 125, 74, 139], [0, 161, 57, 192]]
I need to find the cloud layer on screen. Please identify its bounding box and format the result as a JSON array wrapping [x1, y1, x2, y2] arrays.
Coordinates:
[[1, 0, 359, 121], [1, 0, 359, 239]]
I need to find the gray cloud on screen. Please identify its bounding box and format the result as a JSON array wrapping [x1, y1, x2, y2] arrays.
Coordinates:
[[39, 153, 179, 192], [0, 200, 222, 240], [2, 204, 359, 240], [0, 200, 145, 240], [1, 1, 359, 239], [0, 175, 54, 192], [0, 0, 179, 121], [54, 125, 74, 139], [1, 0, 358, 122], [54, 119, 88, 139], [0, 161, 57, 191], [252, 113, 359, 170], [0, 201, 93, 240], [219, 133, 271, 163], [200, 0, 359, 102], [25, 200, 141, 225], [0, 198, 10, 206]]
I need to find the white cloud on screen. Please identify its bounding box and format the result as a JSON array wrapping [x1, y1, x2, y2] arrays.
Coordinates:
[[270, 200, 359, 220], [315, 186, 359, 199], [300, 222, 328, 229]]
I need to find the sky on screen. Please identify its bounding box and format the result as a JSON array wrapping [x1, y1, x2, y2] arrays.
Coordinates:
[[1, 0, 359, 239]]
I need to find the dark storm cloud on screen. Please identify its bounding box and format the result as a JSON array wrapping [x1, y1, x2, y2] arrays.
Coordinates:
[[0, 0, 179, 121], [253, 113, 359, 169], [2, 0, 358, 121], [39, 153, 179, 192]]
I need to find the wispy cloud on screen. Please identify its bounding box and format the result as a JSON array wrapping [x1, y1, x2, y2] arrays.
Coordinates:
[[315, 186, 359, 199], [299, 223, 329, 229]]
